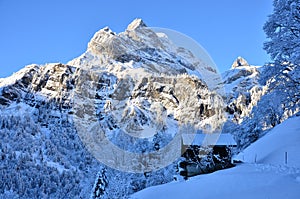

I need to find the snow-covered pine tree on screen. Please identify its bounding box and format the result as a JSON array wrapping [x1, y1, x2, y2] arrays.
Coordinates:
[[91, 168, 108, 199], [264, 0, 300, 64]]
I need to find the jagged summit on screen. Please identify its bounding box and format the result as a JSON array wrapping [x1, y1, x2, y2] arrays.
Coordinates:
[[126, 18, 147, 31], [231, 56, 249, 69], [87, 26, 115, 47], [69, 18, 221, 87], [89, 19, 146, 44]]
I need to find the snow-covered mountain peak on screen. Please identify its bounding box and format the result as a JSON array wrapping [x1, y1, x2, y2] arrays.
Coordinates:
[[68, 19, 222, 89], [87, 26, 116, 52], [93, 26, 116, 38], [231, 56, 249, 69], [0, 64, 39, 88], [126, 18, 147, 31]]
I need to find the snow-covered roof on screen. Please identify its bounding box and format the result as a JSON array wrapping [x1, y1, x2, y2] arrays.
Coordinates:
[[182, 133, 237, 147]]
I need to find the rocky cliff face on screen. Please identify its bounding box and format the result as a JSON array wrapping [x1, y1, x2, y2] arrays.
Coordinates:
[[0, 19, 225, 198]]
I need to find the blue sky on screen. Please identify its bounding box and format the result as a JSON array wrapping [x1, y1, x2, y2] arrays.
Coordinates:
[[0, 0, 273, 78]]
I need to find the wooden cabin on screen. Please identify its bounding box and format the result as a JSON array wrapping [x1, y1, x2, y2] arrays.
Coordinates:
[[179, 133, 237, 177], [181, 133, 237, 154]]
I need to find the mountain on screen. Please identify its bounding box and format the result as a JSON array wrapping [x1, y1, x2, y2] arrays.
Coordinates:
[[222, 58, 300, 149], [222, 57, 263, 124], [0, 19, 225, 198], [231, 56, 249, 69], [0, 19, 299, 198]]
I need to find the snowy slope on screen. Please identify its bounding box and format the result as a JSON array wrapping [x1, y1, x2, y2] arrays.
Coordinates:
[[131, 116, 300, 199], [131, 164, 300, 199], [234, 116, 300, 167]]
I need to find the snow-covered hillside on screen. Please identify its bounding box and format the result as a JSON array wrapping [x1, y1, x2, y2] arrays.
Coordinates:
[[131, 163, 300, 199], [234, 115, 300, 167], [131, 116, 300, 199]]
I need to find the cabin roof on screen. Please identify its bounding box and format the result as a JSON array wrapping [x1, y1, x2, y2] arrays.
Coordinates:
[[182, 133, 237, 147]]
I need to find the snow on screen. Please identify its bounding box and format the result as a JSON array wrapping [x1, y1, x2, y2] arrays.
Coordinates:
[[131, 163, 300, 199], [222, 65, 261, 90], [223, 74, 244, 93], [234, 116, 300, 167], [1, 101, 34, 115], [131, 116, 300, 199], [0, 64, 38, 87], [182, 133, 237, 146], [126, 18, 146, 31], [46, 161, 66, 174]]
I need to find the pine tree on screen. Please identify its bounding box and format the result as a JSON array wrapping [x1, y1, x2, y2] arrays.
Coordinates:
[[91, 168, 108, 199], [264, 0, 300, 64]]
